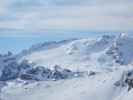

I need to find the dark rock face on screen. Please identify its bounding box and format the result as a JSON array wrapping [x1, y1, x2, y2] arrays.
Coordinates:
[[20, 66, 52, 81], [20, 74, 35, 80], [20, 66, 77, 81], [0, 62, 19, 81], [0, 60, 32, 81], [125, 78, 133, 91], [51, 70, 67, 80], [106, 45, 124, 65], [88, 71, 96, 76], [18, 60, 32, 70], [0, 59, 81, 82], [125, 70, 133, 91], [114, 70, 133, 91], [49, 65, 74, 80]]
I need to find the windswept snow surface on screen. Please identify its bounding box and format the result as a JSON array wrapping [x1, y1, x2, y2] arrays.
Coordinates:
[[0, 70, 125, 100], [1, 33, 133, 100]]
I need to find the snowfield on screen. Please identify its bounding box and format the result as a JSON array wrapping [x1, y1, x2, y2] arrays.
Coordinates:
[[1, 33, 133, 100], [0, 70, 126, 100]]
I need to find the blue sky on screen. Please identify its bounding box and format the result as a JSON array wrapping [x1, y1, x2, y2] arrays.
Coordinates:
[[0, 0, 132, 53], [0, 32, 118, 54]]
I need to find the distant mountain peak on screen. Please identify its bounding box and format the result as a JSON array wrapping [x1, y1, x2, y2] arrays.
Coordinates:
[[119, 33, 128, 38]]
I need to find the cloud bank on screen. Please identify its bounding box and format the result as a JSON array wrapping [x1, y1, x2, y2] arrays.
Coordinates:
[[0, 0, 133, 36]]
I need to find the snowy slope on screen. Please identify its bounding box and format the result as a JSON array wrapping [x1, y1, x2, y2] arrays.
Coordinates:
[[20, 35, 116, 71], [1, 65, 133, 100], [0, 70, 124, 100]]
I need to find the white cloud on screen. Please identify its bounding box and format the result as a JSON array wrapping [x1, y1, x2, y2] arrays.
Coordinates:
[[0, 0, 133, 36]]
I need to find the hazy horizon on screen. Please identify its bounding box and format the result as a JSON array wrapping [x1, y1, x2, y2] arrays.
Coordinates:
[[0, 32, 120, 54]]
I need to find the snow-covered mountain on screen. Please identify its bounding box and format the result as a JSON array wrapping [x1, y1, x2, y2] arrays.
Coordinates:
[[19, 33, 133, 70], [1, 33, 133, 100]]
